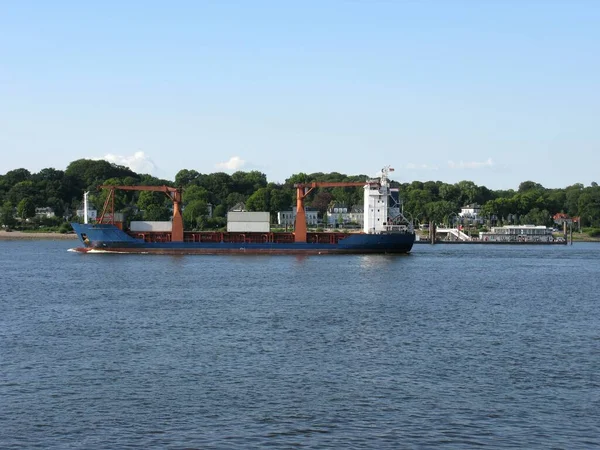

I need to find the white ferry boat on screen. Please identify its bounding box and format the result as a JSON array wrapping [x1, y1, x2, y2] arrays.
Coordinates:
[[479, 225, 555, 243]]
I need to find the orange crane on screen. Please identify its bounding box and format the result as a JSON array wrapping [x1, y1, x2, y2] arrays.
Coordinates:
[[293, 181, 380, 243], [97, 185, 184, 242]]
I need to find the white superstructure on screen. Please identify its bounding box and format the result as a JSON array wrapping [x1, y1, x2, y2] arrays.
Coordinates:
[[363, 166, 412, 234]]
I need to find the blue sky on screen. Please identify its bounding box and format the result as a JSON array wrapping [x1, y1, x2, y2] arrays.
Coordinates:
[[1, 1, 598, 189]]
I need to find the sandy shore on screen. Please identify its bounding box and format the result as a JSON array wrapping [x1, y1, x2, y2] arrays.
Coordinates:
[[0, 231, 78, 240]]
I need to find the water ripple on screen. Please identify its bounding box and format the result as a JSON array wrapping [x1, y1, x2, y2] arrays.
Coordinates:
[[0, 241, 599, 448]]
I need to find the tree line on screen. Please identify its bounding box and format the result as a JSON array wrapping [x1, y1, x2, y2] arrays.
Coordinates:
[[1, 159, 599, 230]]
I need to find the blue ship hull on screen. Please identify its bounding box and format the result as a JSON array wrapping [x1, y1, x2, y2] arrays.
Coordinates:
[[71, 223, 415, 255]]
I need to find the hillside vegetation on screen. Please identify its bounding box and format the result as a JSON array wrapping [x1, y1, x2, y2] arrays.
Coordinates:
[[1, 159, 598, 232]]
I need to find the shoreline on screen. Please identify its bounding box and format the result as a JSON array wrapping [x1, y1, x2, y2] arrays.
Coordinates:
[[0, 231, 78, 240]]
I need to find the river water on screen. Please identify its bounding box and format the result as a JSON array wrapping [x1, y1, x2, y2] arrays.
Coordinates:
[[1, 240, 599, 448]]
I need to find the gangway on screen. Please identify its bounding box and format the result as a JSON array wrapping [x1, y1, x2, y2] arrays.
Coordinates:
[[436, 227, 472, 241]]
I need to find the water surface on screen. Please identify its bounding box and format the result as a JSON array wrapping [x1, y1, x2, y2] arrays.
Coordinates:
[[1, 241, 599, 448]]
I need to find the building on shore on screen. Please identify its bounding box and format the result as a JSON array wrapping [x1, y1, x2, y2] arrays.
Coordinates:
[[553, 213, 580, 229], [35, 207, 56, 219], [326, 204, 363, 227], [459, 203, 483, 224], [277, 206, 319, 227], [479, 225, 554, 242], [76, 204, 97, 222]]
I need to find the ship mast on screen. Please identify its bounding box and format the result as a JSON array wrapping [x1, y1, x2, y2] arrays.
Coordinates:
[[83, 191, 89, 224]]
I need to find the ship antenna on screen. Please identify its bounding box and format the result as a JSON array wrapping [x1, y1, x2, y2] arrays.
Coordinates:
[[381, 166, 394, 186]]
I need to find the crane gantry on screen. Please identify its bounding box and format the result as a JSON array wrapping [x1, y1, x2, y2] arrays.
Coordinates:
[[97, 185, 184, 242]]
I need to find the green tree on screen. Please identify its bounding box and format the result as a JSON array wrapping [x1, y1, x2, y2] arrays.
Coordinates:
[[183, 200, 209, 229], [46, 196, 67, 218], [17, 198, 35, 221], [8, 181, 37, 205], [565, 184, 584, 216], [578, 186, 600, 227], [198, 172, 232, 205], [545, 190, 566, 214], [520, 208, 551, 226], [213, 204, 226, 218], [231, 171, 267, 195], [138, 174, 173, 186], [330, 187, 354, 209], [1, 201, 16, 228], [143, 204, 171, 221], [225, 192, 247, 210], [175, 169, 200, 187], [285, 173, 310, 186], [137, 191, 168, 212], [2, 168, 31, 186], [308, 191, 332, 216], [403, 189, 433, 220], [269, 188, 293, 221], [182, 185, 209, 204], [246, 188, 270, 211], [425, 201, 458, 224], [65, 159, 139, 191], [456, 180, 479, 206], [422, 181, 439, 198], [438, 183, 460, 202], [518, 181, 544, 193]]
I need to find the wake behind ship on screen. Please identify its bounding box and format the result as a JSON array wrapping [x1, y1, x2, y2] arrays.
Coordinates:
[[71, 167, 415, 255]]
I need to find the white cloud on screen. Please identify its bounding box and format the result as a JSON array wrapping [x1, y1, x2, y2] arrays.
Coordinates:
[[404, 163, 439, 170], [448, 158, 494, 169], [215, 156, 245, 171], [100, 151, 157, 174]]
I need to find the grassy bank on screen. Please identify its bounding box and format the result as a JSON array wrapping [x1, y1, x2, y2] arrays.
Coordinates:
[[0, 230, 78, 240]]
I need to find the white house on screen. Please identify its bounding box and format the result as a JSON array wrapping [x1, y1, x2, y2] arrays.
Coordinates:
[[35, 207, 55, 218], [76, 205, 97, 222], [277, 206, 319, 227], [459, 203, 482, 224], [277, 210, 294, 226], [327, 204, 364, 226], [348, 206, 364, 225], [327, 203, 348, 226]]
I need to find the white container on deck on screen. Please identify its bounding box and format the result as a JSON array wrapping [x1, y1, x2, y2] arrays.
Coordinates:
[[227, 212, 270, 232], [130, 221, 173, 232]]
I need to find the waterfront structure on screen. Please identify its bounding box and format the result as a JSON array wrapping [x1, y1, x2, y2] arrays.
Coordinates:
[[479, 225, 554, 242]]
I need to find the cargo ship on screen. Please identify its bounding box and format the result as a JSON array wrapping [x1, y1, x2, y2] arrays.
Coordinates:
[[71, 167, 415, 255]]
